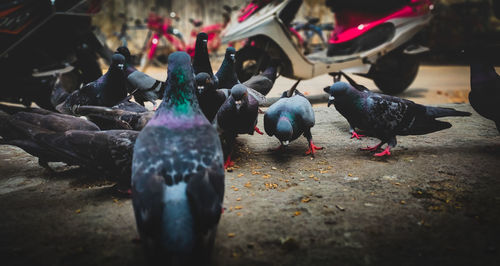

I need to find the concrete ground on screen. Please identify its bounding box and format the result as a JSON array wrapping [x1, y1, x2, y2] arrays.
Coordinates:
[[1, 65, 500, 266]]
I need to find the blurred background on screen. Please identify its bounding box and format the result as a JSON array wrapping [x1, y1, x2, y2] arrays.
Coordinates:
[[94, 0, 500, 63], [1, 0, 499, 108]]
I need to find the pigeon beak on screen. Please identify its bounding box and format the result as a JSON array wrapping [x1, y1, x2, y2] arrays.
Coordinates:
[[235, 100, 242, 110], [230, 54, 235, 62], [203, 39, 208, 43], [327, 95, 334, 107], [117, 63, 125, 70], [282, 140, 290, 146], [197, 85, 204, 94]]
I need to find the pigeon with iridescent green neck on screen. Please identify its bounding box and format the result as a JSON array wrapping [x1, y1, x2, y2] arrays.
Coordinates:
[[132, 52, 224, 265]]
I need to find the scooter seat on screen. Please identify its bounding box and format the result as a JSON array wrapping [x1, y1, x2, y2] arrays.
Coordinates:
[[325, 0, 410, 13]]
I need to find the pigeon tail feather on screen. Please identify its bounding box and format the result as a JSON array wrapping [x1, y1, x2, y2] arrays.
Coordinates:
[[406, 118, 452, 135], [424, 106, 471, 118]]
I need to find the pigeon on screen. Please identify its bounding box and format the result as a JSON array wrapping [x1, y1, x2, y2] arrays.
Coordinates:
[[468, 57, 500, 133], [114, 98, 149, 113], [57, 53, 127, 114], [0, 110, 137, 187], [324, 71, 370, 139], [192, 32, 215, 78], [195, 72, 227, 122], [50, 75, 70, 109], [0, 104, 100, 132], [324, 82, 471, 156], [0, 111, 73, 170], [66, 93, 149, 130], [242, 61, 279, 96], [131, 52, 224, 265], [73, 105, 153, 131], [116, 46, 166, 107], [215, 47, 239, 90], [264, 86, 323, 156], [216, 84, 264, 168]]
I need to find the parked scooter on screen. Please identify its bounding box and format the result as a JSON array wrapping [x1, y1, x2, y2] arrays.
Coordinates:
[[291, 17, 334, 54], [0, 0, 112, 109], [222, 0, 433, 94]]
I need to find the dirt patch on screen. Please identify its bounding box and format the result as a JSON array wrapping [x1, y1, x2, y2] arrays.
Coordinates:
[[1, 105, 499, 266]]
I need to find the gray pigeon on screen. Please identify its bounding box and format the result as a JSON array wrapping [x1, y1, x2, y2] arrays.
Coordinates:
[[57, 53, 127, 114], [215, 47, 239, 90], [116, 46, 165, 107], [0, 110, 136, 188], [324, 71, 370, 139], [216, 83, 264, 168], [324, 82, 471, 156], [0, 104, 100, 133], [73, 105, 153, 131], [468, 54, 500, 133], [50, 75, 70, 109], [132, 52, 224, 265], [242, 62, 279, 96], [192, 32, 216, 79], [264, 89, 323, 156], [195, 72, 227, 122]]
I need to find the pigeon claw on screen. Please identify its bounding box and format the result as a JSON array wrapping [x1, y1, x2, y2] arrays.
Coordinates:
[[224, 156, 235, 169], [305, 141, 324, 156], [350, 131, 365, 140], [254, 126, 264, 135], [374, 147, 391, 157]]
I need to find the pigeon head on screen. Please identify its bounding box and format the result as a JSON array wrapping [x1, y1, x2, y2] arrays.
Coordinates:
[[116, 46, 132, 64], [276, 116, 293, 145], [195, 72, 216, 95], [230, 84, 247, 110], [225, 47, 236, 63], [324, 82, 351, 107], [196, 32, 208, 47], [111, 53, 126, 71], [161, 52, 198, 113]]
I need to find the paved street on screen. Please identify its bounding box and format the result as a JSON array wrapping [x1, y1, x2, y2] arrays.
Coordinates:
[[1, 64, 499, 266], [143, 64, 499, 106]]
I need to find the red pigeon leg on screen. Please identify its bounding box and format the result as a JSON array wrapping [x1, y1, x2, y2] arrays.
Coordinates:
[[305, 140, 324, 156], [254, 126, 264, 135]]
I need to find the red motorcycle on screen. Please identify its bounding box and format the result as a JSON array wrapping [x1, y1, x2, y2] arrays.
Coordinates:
[[140, 11, 185, 70], [185, 5, 237, 57]]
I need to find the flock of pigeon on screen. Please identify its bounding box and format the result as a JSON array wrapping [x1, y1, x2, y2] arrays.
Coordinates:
[[0, 31, 498, 265]]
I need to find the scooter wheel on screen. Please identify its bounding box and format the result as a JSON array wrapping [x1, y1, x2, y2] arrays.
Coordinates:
[[370, 51, 420, 95]]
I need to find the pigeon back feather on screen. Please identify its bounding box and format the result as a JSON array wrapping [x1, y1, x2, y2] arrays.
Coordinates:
[[132, 52, 224, 263]]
